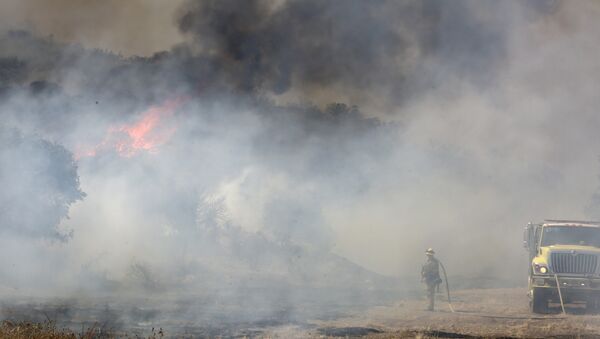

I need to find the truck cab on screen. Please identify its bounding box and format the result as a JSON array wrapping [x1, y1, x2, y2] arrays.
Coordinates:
[[524, 220, 600, 313]]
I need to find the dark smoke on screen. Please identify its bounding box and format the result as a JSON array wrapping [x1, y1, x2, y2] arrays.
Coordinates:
[[0, 1, 559, 108], [176, 0, 557, 107]]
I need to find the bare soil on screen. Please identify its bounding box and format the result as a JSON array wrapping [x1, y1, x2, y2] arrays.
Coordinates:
[[269, 288, 600, 338]]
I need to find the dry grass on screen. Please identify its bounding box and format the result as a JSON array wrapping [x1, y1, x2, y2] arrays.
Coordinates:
[[0, 320, 86, 338], [0, 321, 165, 339]]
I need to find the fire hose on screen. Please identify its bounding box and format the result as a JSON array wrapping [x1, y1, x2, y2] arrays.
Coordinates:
[[438, 259, 455, 313], [430, 260, 566, 319], [554, 274, 566, 314]]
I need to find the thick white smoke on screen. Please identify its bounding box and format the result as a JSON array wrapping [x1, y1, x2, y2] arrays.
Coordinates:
[[1, 2, 600, 327]]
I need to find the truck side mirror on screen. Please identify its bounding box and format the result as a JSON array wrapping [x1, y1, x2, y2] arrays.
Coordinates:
[[523, 224, 531, 249]]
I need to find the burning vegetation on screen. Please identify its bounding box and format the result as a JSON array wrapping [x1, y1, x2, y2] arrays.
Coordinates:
[[76, 97, 185, 159]]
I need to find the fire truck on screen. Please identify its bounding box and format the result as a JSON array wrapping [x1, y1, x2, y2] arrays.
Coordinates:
[[524, 220, 600, 313]]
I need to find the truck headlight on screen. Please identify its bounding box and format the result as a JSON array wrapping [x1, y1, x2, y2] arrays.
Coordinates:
[[534, 263, 549, 274]]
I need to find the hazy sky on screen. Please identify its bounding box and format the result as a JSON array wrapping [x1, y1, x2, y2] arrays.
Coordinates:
[[0, 0, 186, 56]]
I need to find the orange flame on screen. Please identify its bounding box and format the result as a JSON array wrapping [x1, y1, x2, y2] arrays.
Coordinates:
[[76, 97, 185, 159]]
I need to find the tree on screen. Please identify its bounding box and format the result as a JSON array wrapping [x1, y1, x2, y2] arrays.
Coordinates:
[[0, 129, 85, 239]]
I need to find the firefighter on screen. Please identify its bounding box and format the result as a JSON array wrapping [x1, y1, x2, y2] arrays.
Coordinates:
[[421, 248, 442, 311]]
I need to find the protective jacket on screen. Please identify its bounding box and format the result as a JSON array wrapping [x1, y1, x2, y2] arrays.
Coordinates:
[[421, 257, 442, 286]]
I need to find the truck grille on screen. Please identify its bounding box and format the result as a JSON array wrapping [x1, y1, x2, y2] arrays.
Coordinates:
[[551, 253, 598, 274]]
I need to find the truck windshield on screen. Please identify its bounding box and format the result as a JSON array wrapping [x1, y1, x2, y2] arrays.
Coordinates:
[[541, 226, 600, 247]]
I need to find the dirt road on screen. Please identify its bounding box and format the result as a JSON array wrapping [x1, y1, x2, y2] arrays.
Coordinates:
[[271, 288, 600, 338]]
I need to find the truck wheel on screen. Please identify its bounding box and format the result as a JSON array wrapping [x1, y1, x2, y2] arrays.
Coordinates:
[[530, 288, 548, 314]]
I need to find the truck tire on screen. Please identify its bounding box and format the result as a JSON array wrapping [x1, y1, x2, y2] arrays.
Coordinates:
[[530, 288, 548, 314]]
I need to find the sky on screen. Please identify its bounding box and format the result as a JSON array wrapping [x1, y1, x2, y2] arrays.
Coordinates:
[[0, 0, 186, 56]]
